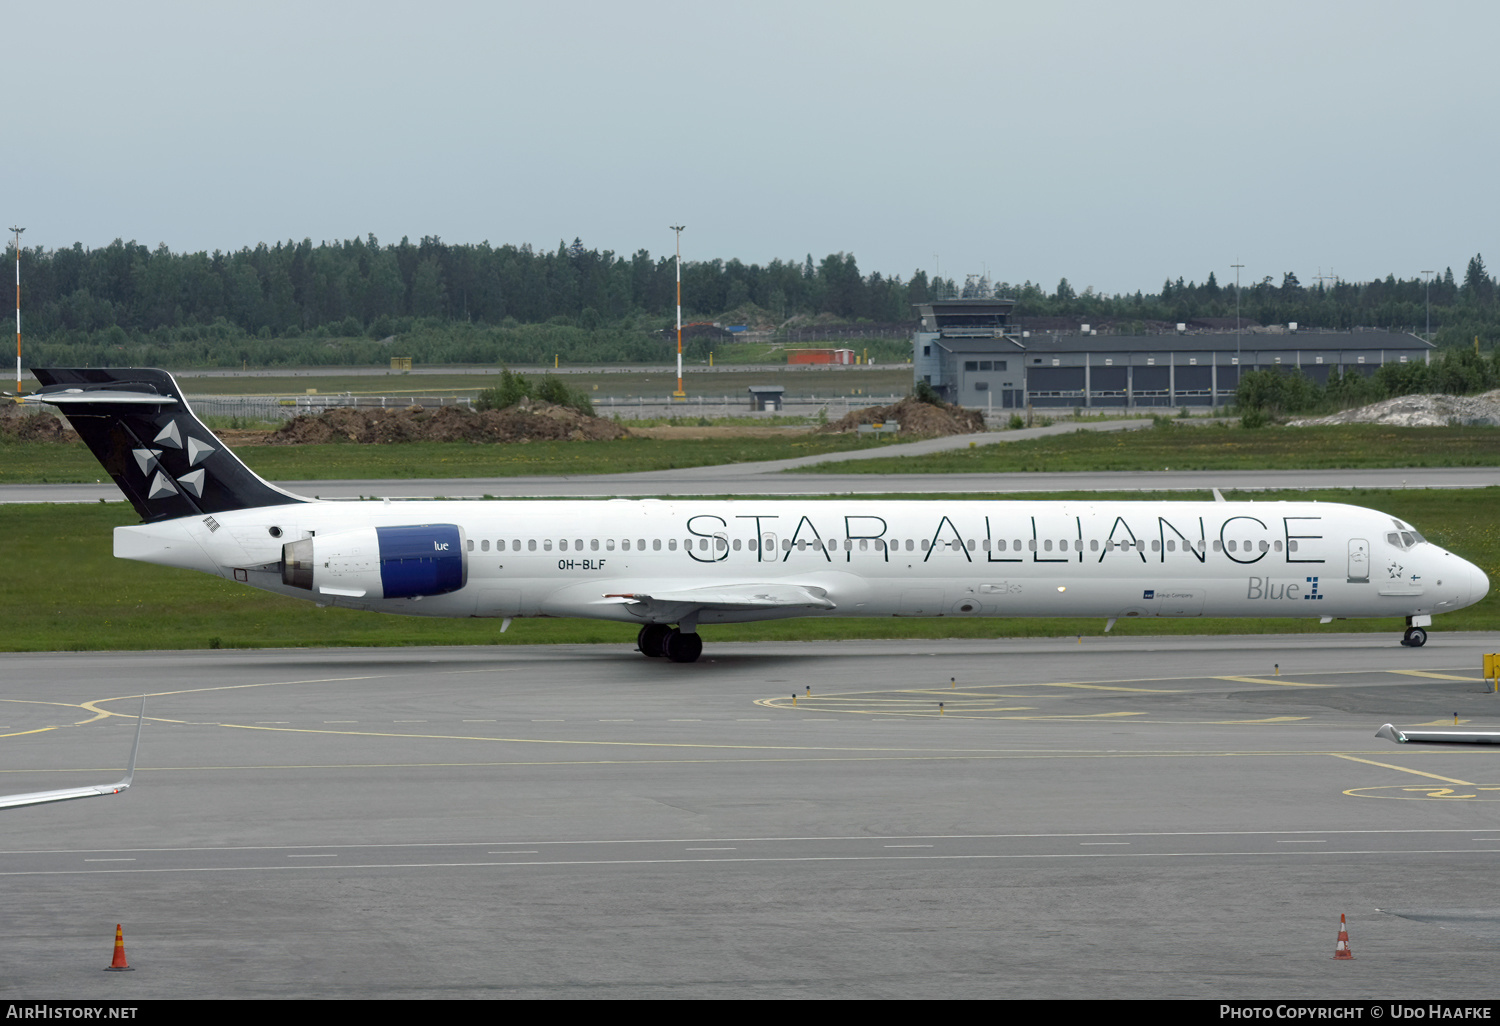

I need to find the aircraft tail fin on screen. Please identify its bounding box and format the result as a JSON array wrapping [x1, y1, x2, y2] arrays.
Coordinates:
[[27, 368, 306, 522]]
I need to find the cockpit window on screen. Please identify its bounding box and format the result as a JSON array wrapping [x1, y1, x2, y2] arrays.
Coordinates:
[[1387, 530, 1426, 551]]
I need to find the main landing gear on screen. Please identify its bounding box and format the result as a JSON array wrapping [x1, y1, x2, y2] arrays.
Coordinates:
[[637, 624, 703, 663], [1401, 625, 1428, 648]]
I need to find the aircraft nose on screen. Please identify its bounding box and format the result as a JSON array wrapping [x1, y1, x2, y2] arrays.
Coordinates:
[[1472, 562, 1492, 606]]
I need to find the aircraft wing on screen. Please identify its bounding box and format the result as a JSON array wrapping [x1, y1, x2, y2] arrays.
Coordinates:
[[601, 584, 837, 620], [1375, 723, 1500, 746], [0, 700, 144, 810]]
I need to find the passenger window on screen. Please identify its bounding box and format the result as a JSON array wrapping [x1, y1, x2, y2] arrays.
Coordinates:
[[591, 539, 599, 551], [607, 539, 615, 550], [497, 539, 506, 551], [638, 539, 646, 550], [732, 538, 741, 550], [480, 539, 489, 552], [1213, 541, 1222, 552], [699, 538, 709, 551], [668, 539, 677, 550], [467, 539, 475, 552], [1259, 541, 1269, 552], [782, 539, 791, 551], [1090, 540, 1099, 551], [1028, 540, 1037, 551], [1043, 540, 1053, 551], [559, 539, 568, 551], [997, 539, 1007, 551], [1227, 540, 1237, 552], [1166, 540, 1175, 551], [1289, 540, 1299, 552], [544, 539, 553, 551], [653, 539, 661, 551], [528, 539, 537, 551], [967, 539, 975, 551], [1274, 540, 1282, 552], [621, 539, 629, 551], [715, 537, 726, 551], [1152, 540, 1161, 552], [921, 539, 931, 551]]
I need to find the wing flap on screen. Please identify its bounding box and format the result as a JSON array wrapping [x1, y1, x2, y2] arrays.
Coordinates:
[[602, 583, 836, 617]]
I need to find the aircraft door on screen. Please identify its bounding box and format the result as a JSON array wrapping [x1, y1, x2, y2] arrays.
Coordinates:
[[1348, 539, 1370, 582]]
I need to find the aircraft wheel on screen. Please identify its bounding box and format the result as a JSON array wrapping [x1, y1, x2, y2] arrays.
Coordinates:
[[663, 629, 703, 664], [638, 624, 671, 657], [1403, 626, 1428, 648]]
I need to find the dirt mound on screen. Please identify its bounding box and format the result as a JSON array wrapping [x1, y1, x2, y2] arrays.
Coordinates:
[[817, 396, 986, 437], [0, 407, 73, 441], [266, 400, 630, 445], [1288, 390, 1500, 428]]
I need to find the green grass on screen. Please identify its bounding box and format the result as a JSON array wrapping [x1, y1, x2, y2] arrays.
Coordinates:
[[2, 487, 1495, 652], [793, 423, 1500, 474], [9, 421, 1497, 486], [0, 434, 892, 483]]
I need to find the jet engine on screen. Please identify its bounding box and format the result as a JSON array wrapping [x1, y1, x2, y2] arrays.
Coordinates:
[[280, 524, 467, 600]]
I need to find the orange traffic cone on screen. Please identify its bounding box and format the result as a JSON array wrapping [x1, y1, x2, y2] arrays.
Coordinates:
[[1333, 914, 1353, 960], [104, 924, 133, 971]]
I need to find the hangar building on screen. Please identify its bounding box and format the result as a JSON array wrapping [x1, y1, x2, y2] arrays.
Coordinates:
[[912, 299, 1434, 410]]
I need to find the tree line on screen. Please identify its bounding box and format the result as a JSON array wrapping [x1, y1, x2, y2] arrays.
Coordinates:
[[7, 234, 1499, 368]]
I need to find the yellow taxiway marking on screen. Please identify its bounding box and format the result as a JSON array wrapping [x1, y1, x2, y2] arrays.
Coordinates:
[[1331, 753, 1475, 786], [1216, 675, 1330, 688], [1388, 670, 1482, 681], [0, 727, 58, 738], [1202, 716, 1310, 724], [1027, 683, 1183, 693], [1414, 718, 1471, 726]]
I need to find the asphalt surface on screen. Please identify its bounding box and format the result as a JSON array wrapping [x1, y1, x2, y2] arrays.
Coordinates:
[[6, 634, 1500, 998]]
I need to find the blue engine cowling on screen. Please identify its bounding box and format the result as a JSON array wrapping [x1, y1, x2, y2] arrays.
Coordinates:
[[281, 523, 468, 600]]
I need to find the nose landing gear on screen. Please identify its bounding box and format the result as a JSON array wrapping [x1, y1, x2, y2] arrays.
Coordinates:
[[1401, 625, 1428, 648]]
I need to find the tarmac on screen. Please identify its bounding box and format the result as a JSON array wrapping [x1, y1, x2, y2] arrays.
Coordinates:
[[5, 634, 1500, 998]]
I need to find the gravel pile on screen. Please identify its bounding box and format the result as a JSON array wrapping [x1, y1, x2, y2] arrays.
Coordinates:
[[1288, 389, 1500, 427]]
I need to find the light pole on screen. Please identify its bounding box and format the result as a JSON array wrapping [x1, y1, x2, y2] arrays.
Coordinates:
[[1231, 261, 1244, 394], [1421, 270, 1434, 338], [670, 225, 686, 399], [10, 226, 23, 397]]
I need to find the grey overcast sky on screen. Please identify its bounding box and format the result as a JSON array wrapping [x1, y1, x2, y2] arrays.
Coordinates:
[[7, 0, 1496, 294]]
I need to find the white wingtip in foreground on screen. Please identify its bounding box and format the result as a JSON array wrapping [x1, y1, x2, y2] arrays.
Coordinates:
[[0, 700, 144, 810], [1376, 722, 1500, 746]]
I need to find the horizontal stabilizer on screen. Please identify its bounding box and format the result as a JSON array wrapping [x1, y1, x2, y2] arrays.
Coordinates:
[[1376, 723, 1500, 745]]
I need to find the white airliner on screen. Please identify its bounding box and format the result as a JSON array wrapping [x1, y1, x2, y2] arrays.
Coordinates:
[[0, 699, 143, 810], [25, 368, 1490, 663]]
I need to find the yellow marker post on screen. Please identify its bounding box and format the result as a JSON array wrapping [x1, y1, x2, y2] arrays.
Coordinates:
[[805, 686, 810, 697], [950, 677, 956, 689], [939, 702, 944, 717], [1274, 664, 1280, 677], [791, 693, 796, 707]]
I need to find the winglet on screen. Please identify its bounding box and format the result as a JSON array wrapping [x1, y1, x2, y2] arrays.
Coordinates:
[[0, 699, 145, 809], [113, 697, 146, 792], [1375, 723, 1406, 743]]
